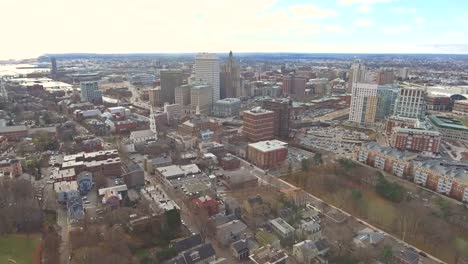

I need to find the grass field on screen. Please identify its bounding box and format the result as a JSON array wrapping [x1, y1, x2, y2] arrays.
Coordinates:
[[0, 234, 41, 264]]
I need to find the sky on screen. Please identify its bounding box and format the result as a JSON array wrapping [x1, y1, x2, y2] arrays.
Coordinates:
[[1, 0, 467, 59]]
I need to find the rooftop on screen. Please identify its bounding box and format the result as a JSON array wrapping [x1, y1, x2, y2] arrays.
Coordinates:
[[249, 140, 288, 152], [244, 107, 274, 115], [429, 115, 468, 131], [157, 164, 201, 179], [269, 217, 295, 234]]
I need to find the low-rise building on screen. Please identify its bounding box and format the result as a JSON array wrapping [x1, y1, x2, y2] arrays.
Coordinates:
[[192, 195, 219, 216], [247, 140, 288, 169], [249, 245, 288, 264], [269, 217, 295, 239], [0, 158, 22, 177], [292, 239, 329, 264], [231, 239, 250, 261], [390, 128, 441, 153], [453, 100, 468, 117], [0, 125, 28, 141], [215, 219, 247, 246]]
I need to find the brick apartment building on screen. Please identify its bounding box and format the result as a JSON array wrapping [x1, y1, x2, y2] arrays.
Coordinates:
[[385, 116, 420, 135], [390, 128, 441, 153], [247, 140, 288, 169], [61, 150, 122, 178], [357, 142, 468, 203], [242, 107, 274, 142], [426, 95, 451, 112], [0, 125, 28, 141]]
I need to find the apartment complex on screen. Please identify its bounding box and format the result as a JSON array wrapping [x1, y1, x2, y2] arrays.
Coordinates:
[[282, 75, 307, 96], [356, 142, 468, 203], [247, 140, 288, 169], [390, 128, 441, 153], [426, 95, 451, 112], [349, 83, 378, 124], [194, 53, 220, 105], [160, 69, 184, 104], [243, 108, 274, 142], [80, 81, 102, 104], [393, 86, 426, 119], [428, 115, 468, 142]]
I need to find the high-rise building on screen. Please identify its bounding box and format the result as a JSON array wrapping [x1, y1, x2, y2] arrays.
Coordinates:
[[190, 83, 212, 115], [148, 88, 161, 107], [349, 83, 378, 124], [243, 107, 274, 142], [375, 84, 400, 121], [175, 84, 191, 108], [376, 68, 395, 85], [194, 53, 220, 105], [282, 75, 307, 96], [393, 87, 427, 119], [220, 51, 241, 99], [263, 98, 291, 139], [160, 69, 184, 104], [348, 60, 368, 92], [50, 57, 58, 76], [80, 81, 102, 104]]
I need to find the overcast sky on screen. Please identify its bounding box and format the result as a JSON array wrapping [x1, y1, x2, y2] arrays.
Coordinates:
[[1, 0, 467, 59]]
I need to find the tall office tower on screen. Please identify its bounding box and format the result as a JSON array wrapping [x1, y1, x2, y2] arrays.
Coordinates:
[[348, 60, 368, 92], [220, 51, 241, 99], [148, 88, 161, 107], [376, 68, 395, 85], [50, 57, 58, 76], [190, 83, 212, 115], [349, 83, 379, 124], [263, 98, 291, 139], [375, 84, 400, 121], [194, 53, 220, 105], [242, 107, 274, 142], [160, 69, 184, 104], [80, 81, 102, 104], [393, 87, 427, 119], [282, 75, 307, 96], [175, 84, 191, 107]]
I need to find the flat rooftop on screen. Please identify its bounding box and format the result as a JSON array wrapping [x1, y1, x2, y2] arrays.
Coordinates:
[[249, 140, 288, 152]]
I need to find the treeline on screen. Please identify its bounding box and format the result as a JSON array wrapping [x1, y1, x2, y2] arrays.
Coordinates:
[[375, 174, 405, 203]]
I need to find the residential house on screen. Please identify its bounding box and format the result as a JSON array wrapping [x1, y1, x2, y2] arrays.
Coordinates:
[[215, 220, 247, 246]]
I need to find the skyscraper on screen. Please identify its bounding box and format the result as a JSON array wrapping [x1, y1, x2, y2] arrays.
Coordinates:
[[282, 75, 307, 96], [349, 83, 378, 124], [160, 69, 184, 104], [393, 86, 427, 119], [194, 53, 220, 105], [220, 51, 241, 99], [80, 81, 102, 104], [375, 84, 400, 121], [175, 84, 191, 108], [50, 57, 57, 76]]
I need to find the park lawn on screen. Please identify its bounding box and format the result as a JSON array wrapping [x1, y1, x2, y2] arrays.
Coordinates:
[[0, 234, 41, 264]]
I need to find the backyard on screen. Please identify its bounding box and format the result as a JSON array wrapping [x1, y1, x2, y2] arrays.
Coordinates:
[[0, 234, 41, 264]]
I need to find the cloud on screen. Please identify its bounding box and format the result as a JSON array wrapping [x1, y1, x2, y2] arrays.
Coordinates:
[[288, 4, 338, 19], [356, 5, 372, 13], [390, 7, 417, 13], [339, 0, 393, 5], [325, 25, 345, 33], [414, 17, 425, 24], [354, 19, 373, 26], [382, 25, 411, 34]]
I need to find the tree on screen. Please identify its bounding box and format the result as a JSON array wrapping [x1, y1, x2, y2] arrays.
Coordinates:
[[313, 153, 323, 165], [301, 158, 310, 172], [380, 246, 394, 264]]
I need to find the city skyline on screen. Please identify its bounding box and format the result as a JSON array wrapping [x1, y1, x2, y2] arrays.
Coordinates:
[[1, 0, 468, 60]]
